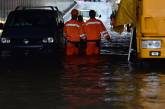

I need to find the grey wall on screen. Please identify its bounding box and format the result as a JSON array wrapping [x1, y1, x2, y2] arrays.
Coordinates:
[[0, 0, 75, 22]]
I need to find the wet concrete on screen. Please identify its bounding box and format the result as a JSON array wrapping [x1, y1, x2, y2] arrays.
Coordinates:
[[0, 55, 165, 109]]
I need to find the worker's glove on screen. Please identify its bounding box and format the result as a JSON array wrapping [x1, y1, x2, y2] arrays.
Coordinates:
[[81, 36, 86, 41], [105, 35, 111, 41]]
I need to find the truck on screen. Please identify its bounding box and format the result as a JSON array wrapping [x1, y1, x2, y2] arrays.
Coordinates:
[[113, 0, 165, 62]]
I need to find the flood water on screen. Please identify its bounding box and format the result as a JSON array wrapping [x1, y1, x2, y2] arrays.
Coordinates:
[[0, 1, 165, 109], [0, 54, 165, 109]]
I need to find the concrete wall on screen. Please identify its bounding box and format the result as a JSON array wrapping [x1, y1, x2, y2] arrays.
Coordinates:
[[0, 0, 75, 22]]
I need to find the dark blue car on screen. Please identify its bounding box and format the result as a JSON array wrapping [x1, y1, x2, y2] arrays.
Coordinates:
[[0, 6, 65, 56]]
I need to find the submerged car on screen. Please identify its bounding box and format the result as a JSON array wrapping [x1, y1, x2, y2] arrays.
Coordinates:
[[79, 9, 101, 22], [0, 6, 65, 56]]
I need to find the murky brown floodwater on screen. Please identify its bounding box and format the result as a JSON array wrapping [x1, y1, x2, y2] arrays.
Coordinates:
[[0, 54, 165, 109]]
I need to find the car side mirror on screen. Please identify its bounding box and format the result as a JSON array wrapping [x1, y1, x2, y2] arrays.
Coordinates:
[[0, 23, 4, 30], [99, 15, 101, 18]]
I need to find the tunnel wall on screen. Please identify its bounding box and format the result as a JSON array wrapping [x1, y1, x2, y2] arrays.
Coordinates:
[[0, 0, 75, 22]]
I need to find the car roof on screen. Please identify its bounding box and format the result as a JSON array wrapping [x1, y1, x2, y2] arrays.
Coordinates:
[[10, 9, 58, 15], [79, 9, 99, 17], [79, 9, 90, 12], [79, 9, 99, 14], [15, 6, 59, 11], [13, 9, 56, 12]]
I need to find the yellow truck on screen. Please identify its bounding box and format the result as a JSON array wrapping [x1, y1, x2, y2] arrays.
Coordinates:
[[114, 0, 165, 62]]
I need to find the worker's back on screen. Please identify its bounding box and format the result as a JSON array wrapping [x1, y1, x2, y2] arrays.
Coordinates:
[[85, 18, 105, 41]]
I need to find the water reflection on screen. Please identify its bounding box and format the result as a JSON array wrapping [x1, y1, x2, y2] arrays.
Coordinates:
[[62, 56, 105, 109], [61, 56, 140, 109], [1, 54, 165, 109], [139, 72, 165, 109], [62, 56, 165, 109]]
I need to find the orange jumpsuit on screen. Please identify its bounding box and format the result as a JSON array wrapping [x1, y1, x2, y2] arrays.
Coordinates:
[[84, 18, 109, 55], [78, 21, 86, 54], [64, 19, 83, 56]]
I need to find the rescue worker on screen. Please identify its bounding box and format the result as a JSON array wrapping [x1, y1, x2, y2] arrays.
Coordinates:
[[77, 15, 86, 54], [64, 9, 84, 56], [84, 10, 110, 55]]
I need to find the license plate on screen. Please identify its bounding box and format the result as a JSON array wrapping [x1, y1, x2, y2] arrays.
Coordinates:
[[150, 51, 160, 56]]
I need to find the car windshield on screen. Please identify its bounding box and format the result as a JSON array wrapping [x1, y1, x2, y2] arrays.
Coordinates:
[[80, 10, 99, 18], [7, 11, 56, 27], [80, 11, 89, 17]]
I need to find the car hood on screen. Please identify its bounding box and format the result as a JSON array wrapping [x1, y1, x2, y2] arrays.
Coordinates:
[[2, 27, 56, 38]]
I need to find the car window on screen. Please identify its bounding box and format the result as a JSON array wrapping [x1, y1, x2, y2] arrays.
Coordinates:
[[7, 11, 56, 28], [80, 11, 89, 17], [80, 10, 99, 18]]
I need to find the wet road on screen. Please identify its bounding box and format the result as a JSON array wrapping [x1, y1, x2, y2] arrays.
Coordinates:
[[1, 1, 165, 109], [1, 55, 165, 109]]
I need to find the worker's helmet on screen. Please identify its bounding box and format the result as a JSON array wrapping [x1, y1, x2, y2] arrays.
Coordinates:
[[71, 9, 79, 16], [89, 10, 96, 18]]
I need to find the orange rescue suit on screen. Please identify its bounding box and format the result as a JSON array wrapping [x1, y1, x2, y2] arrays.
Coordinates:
[[64, 19, 83, 56], [84, 18, 109, 55]]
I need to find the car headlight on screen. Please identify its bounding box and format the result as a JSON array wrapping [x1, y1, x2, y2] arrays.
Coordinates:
[[0, 30, 2, 34], [42, 38, 48, 43], [1, 37, 11, 44], [47, 37, 54, 43], [42, 37, 54, 43], [142, 40, 161, 49]]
